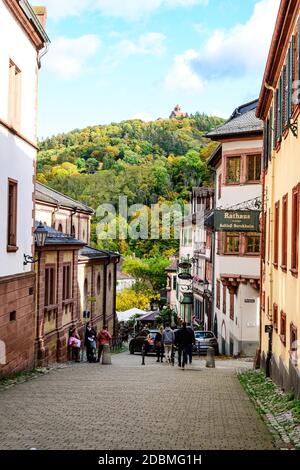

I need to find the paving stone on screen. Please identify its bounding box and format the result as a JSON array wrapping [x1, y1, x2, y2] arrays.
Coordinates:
[[0, 353, 275, 450]]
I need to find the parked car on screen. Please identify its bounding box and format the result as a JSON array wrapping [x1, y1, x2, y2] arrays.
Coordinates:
[[129, 329, 158, 355], [192, 331, 219, 355]]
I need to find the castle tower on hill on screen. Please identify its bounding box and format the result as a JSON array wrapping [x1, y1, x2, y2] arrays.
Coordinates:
[[169, 104, 188, 119]]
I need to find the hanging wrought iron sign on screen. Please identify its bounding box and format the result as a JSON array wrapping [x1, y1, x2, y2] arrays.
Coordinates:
[[214, 210, 260, 232], [178, 271, 192, 280]]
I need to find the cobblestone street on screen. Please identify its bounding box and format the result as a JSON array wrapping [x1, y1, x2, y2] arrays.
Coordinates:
[[0, 352, 275, 450]]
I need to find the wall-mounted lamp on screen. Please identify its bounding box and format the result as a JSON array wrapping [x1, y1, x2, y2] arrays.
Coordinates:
[[24, 222, 47, 266]]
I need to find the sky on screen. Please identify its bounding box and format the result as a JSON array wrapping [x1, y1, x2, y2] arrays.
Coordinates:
[[32, 0, 281, 138]]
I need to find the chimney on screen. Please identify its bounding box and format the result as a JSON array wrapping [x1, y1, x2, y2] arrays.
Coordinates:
[[32, 6, 47, 29]]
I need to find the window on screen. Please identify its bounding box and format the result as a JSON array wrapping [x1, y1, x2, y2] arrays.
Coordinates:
[[226, 157, 241, 183], [71, 225, 76, 238], [216, 280, 221, 309], [8, 60, 21, 130], [58, 224, 63, 233], [224, 233, 240, 254], [62, 264, 71, 301], [9, 311, 16, 322], [218, 173, 222, 199], [273, 304, 278, 332], [245, 233, 260, 254], [230, 293, 234, 321], [108, 272, 112, 291], [97, 274, 101, 295], [281, 194, 288, 270], [223, 285, 226, 314], [280, 311, 286, 345], [172, 275, 177, 291], [261, 290, 265, 311], [45, 266, 56, 307], [7, 179, 18, 250], [274, 201, 280, 267], [246, 155, 261, 182], [291, 184, 299, 274]]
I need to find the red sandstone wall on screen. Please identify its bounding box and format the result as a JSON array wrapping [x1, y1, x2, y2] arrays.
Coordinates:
[[0, 272, 36, 377]]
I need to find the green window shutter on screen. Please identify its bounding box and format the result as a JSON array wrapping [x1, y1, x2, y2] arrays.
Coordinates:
[[263, 120, 268, 169], [278, 76, 282, 139], [285, 52, 290, 124], [274, 90, 278, 148], [290, 36, 295, 116], [281, 70, 285, 136], [268, 107, 273, 162], [297, 17, 300, 83]]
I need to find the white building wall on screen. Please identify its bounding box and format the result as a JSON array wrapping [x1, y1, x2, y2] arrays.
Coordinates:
[[0, 1, 38, 277], [213, 138, 262, 356]]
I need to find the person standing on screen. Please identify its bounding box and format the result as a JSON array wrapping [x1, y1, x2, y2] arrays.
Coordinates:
[[162, 323, 175, 364], [97, 325, 112, 363], [69, 327, 81, 362], [154, 326, 164, 363], [176, 322, 194, 370], [85, 322, 97, 363]]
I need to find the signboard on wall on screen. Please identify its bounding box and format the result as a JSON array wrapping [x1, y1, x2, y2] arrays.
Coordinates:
[[214, 210, 260, 232]]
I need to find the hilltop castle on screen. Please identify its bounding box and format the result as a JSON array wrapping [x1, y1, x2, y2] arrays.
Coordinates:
[[169, 104, 188, 119]]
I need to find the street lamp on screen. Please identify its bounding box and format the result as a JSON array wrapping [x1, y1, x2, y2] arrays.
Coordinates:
[[24, 222, 47, 265]]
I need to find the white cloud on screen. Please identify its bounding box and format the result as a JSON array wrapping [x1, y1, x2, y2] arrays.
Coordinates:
[[33, 0, 208, 20], [44, 35, 101, 78], [164, 0, 280, 91], [116, 33, 166, 57], [132, 112, 154, 122], [164, 49, 204, 91]]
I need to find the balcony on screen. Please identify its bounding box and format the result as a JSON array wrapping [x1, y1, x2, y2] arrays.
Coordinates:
[[194, 242, 206, 255]]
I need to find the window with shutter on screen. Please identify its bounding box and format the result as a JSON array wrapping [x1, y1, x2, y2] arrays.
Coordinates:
[[268, 107, 272, 161], [274, 90, 278, 148], [281, 70, 285, 136], [289, 36, 295, 115]]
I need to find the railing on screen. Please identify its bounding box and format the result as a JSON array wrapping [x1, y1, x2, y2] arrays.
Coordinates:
[[194, 242, 206, 254], [110, 336, 123, 352]]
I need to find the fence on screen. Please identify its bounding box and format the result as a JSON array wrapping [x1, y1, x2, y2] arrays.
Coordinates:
[[110, 336, 123, 352]]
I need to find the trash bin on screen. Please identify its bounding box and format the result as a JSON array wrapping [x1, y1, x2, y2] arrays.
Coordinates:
[[102, 344, 112, 365], [206, 347, 215, 368]]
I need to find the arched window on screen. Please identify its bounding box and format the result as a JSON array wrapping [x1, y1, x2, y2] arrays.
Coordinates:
[[97, 274, 101, 295], [108, 272, 112, 291], [71, 225, 76, 238], [58, 223, 63, 232], [84, 278, 88, 298]]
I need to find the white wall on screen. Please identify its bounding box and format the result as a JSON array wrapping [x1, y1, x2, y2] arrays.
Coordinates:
[[0, 1, 38, 141], [0, 1, 39, 277]]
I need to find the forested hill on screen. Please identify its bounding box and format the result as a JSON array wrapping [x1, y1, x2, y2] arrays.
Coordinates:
[[37, 113, 224, 255]]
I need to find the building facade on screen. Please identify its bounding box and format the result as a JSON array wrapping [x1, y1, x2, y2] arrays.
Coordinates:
[[35, 183, 119, 365], [256, 0, 300, 396], [207, 100, 263, 356], [0, 1, 49, 376]]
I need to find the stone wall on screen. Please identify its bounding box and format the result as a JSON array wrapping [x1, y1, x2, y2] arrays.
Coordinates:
[[0, 271, 35, 377]]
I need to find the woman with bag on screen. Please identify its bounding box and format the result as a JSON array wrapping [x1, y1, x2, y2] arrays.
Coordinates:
[[155, 326, 164, 363], [69, 327, 81, 362]]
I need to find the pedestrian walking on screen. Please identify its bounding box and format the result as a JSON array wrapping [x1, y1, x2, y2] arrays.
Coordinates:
[[97, 325, 112, 363], [69, 326, 81, 362], [162, 323, 175, 364], [154, 326, 164, 363], [186, 323, 195, 364], [175, 322, 194, 370], [85, 321, 97, 363]]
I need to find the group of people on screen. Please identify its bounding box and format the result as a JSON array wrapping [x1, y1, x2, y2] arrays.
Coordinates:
[[68, 322, 112, 364], [154, 322, 195, 370]]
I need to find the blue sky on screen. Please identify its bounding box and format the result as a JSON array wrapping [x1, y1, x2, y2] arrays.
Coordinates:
[[32, 0, 280, 138]]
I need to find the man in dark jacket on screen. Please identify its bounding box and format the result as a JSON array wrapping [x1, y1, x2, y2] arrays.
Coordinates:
[[175, 322, 195, 370], [85, 322, 97, 363]]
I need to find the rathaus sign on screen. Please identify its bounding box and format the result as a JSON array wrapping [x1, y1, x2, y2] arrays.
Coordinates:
[[214, 210, 260, 232]]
